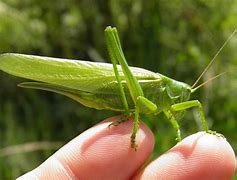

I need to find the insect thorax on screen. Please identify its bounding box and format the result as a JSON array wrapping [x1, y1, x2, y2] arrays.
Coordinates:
[[160, 75, 192, 106]]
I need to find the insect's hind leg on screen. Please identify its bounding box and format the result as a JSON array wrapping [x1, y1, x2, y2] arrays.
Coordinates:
[[108, 112, 132, 127], [164, 111, 182, 141]]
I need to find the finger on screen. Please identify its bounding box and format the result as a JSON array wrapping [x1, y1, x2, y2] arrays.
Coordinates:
[[17, 116, 154, 180], [133, 132, 236, 180]]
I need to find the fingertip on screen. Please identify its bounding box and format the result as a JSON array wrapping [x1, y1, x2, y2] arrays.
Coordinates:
[[57, 116, 155, 179], [135, 132, 236, 180], [174, 132, 236, 178], [63, 116, 155, 179]]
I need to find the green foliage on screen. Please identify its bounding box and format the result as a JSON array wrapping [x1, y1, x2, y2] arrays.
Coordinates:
[[0, 0, 237, 179]]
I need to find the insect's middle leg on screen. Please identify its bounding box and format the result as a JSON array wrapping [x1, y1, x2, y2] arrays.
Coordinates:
[[131, 96, 157, 150]]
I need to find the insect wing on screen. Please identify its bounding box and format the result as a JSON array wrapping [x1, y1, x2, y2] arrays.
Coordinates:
[[0, 53, 160, 93]]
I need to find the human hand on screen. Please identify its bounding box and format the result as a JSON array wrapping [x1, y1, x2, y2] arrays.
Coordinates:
[[17, 116, 236, 180]]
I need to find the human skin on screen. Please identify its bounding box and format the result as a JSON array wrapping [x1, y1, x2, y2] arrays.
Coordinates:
[[17, 116, 236, 180]]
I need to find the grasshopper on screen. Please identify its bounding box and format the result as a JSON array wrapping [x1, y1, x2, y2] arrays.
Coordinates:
[[0, 26, 234, 150]]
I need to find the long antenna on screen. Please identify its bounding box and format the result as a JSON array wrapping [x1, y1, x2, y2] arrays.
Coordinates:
[[191, 72, 227, 92], [192, 28, 237, 89]]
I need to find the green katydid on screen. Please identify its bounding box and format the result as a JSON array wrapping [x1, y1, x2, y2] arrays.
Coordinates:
[[0, 26, 235, 150]]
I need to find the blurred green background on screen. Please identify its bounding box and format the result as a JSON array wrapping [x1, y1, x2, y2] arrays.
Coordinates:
[[0, 0, 236, 179]]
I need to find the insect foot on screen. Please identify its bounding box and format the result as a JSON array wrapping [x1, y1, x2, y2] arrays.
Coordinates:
[[131, 133, 138, 151], [206, 130, 226, 139]]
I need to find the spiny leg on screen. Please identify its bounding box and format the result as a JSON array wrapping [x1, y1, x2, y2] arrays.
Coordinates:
[[105, 27, 129, 114], [171, 100, 208, 130], [105, 27, 158, 149], [164, 111, 181, 141], [105, 26, 144, 149], [105, 26, 132, 128], [131, 106, 139, 150], [171, 100, 224, 137], [131, 96, 158, 150], [108, 112, 132, 127], [105, 27, 144, 103]]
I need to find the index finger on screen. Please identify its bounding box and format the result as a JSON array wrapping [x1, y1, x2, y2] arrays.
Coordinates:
[[18, 116, 154, 180]]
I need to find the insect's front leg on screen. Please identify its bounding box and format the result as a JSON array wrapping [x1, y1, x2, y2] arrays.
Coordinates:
[[171, 100, 224, 137]]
